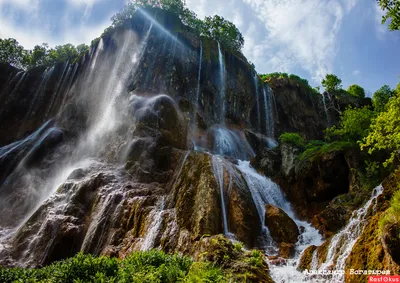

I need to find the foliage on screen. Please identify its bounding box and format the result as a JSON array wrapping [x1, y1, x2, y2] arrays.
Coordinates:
[[325, 106, 376, 142], [361, 84, 400, 167], [321, 74, 342, 94], [260, 72, 319, 95], [279, 132, 306, 148], [347, 84, 365, 98], [372, 85, 394, 112], [299, 141, 355, 161], [0, 38, 30, 69], [379, 186, 400, 234], [0, 38, 89, 70], [201, 15, 244, 51], [111, 0, 244, 51], [376, 0, 400, 31], [0, 250, 226, 283]]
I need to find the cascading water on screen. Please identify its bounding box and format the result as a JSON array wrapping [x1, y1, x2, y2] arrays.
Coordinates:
[[211, 155, 230, 236], [254, 74, 261, 132], [263, 85, 275, 138], [321, 93, 330, 126], [210, 125, 255, 160], [217, 42, 226, 124], [141, 197, 166, 251], [313, 185, 384, 282], [193, 41, 203, 126], [0, 23, 154, 260], [237, 161, 324, 282]]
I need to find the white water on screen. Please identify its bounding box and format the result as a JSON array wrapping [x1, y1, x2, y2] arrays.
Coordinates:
[[217, 42, 226, 124], [321, 93, 330, 126], [193, 40, 203, 130], [211, 125, 255, 160], [141, 197, 166, 251], [263, 86, 275, 138], [237, 161, 324, 282], [254, 74, 261, 132], [315, 185, 384, 282], [211, 155, 230, 236]]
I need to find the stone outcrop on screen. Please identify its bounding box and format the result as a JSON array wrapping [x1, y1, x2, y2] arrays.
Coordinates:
[[252, 143, 351, 222], [264, 204, 299, 244]]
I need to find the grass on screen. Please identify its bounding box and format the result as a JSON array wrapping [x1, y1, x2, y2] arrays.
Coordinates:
[[0, 250, 227, 283]]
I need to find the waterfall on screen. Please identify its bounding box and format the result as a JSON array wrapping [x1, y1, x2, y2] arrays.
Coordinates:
[[236, 161, 324, 282], [321, 93, 330, 126], [254, 74, 261, 132], [315, 185, 383, 281], [211, 126, 255, 160], [263, 86, 275, 138], [217, 42, 226, 124], [46, 62, 69, 117], [192, 40, 203, 132], [141, 197, 166, 251], [211, 155, 230, 236]]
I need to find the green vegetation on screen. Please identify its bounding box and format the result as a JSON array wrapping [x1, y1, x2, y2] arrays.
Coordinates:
[[111, 0, 244, 52], [361, 84, 400, 167], [380, 186, 400, 232], [279, 132, 306, 149], [376, 0, 400, 31], [0, 250, 226, 283], [372, 85, 394, 112], [347, 84, 366, 98], [0, 38, 88, 70], [260, 72, 319, 95], [325, 106, 376, 142], [321, 74, 342, 94]]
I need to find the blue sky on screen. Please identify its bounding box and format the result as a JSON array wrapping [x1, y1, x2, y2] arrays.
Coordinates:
[[0, 0, 399, 94]]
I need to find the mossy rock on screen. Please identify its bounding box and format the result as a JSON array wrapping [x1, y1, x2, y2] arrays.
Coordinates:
[[298, 245, 317, 271]]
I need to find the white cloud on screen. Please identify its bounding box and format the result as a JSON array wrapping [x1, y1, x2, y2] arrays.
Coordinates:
[[352, 69, 360, 76], [242, 0, 358, 82]]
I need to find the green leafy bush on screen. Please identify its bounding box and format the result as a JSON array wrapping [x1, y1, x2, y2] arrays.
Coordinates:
[[325, 106, 376, 142], [0, 250, 225, 283], [279, 132, 305, 148], [259, 72, 319, 95], [361, 84, 400, 167], [379, 187, 400, 234]]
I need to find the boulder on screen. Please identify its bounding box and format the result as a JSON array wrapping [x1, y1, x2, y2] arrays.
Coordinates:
[[297, 245, 317, 271], [264, 204, 299, 244], [278, 242, 296, 259]]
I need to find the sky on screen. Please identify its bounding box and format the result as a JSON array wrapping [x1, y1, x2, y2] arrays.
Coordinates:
[[0, 0, 399, 94]]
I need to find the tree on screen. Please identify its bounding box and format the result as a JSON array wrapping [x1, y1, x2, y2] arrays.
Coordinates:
[[376, 0, 400, 31], [0, 38, 29, 69], [29, 43, 49, 68], [110, 0, 244, 52], [361, 83, 400, 166], [347, 84, 365, 98], [372, 85, 394, 112], [201, 15, 244, 51], [76, 44, 89, 55], [321, 74, 342, 94], [325, 106, 376, 142]]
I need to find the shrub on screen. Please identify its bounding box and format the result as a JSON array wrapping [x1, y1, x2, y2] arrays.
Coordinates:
[[0, 250, 226, 283], [279, 132, 305, 149]]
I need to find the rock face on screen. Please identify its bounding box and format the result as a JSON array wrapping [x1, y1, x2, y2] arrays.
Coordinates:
[[264, 204, 299, 244], [252, 143, 351, 222]]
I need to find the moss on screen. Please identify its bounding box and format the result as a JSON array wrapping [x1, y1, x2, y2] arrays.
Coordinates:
[[298, 245, 317, 271], [345, 214, 400, 283], [194, 235, 274, 283]]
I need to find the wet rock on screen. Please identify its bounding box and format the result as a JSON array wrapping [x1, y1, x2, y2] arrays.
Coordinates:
[[313, 204, 350, 238], [278, 242, 296, 259], [264, 204, 299, 244], [297, 245, 317, 271], [193, 235, 274, 283], [382, 223, 400, 265]]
